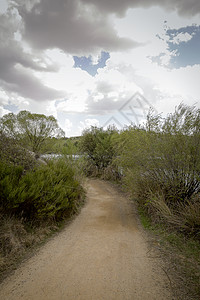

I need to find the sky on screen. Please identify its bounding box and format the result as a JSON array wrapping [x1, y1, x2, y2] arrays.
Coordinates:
[[0, 0, 200, 137]]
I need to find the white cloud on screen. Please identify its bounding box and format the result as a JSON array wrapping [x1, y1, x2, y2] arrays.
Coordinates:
[[0, 0, 8, 14], [85, 65, 142, 115], [108, 7, 200, 113], [36, 49, 143, 116], [0, 89, 9, 106], [36, 49, 94, 113], [79, 118, 100, 132], [90, 52, 102, 65], [113, 6, 200, 66], [171, 32, 194, 44], [79, 119, 99, 130], [0, 106, 10, 117], [62, 119, 73, 136], [56, 98, 87, 114], [153, 64, 200, 101]]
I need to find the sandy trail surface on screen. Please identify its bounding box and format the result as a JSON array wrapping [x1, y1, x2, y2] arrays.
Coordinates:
[[0, 179, 171, 300]]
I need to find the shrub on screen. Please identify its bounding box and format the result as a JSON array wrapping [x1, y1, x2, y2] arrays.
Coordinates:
[[112, 104, 200, 236], [1, 159, 84, 222], [79, 126, 117, 175], [0, 161, 23, 209], [179, 197, 200, 237], [0, 211, 60, 279], [0, 131, 36, 171]]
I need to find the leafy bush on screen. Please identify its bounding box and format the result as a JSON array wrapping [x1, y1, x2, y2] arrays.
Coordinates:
[[79, 126, 117, 176], [0, 159, 84, 222], [0, 161, 23, 209], [0, 131, 36, 171], [112, 104, 200, 237]]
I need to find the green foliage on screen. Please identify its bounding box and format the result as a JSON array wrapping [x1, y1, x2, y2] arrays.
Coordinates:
[[0, 111, 65, 153], [40, 137, 66, 154], [0, 131, 36, 171], [62, 138, 79, 155], [79, 126, 117, 175], [0, 159, 84, 221], [111, 104, 200, 236], [0, 161, 23, 208], [39, 136, 81, 155], [114, 105, 200, 199]]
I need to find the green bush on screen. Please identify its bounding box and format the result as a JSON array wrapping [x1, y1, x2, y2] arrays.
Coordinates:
[[79, 126, 117, 175], [0, 162, 24, 209], [112, 104, 200, 236], [0, 159, 84, 221], [0, 131, 36, 171]]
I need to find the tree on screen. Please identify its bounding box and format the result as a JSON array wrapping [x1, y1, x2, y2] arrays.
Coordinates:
[[0, 110, 65, 153], [79, 126, 116, 170]]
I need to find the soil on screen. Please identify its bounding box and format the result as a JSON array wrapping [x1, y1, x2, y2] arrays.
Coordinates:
[[0, 179, 172, 299]]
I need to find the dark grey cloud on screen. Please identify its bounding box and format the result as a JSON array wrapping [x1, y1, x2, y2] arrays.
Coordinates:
[[86, 94, 125, 115], [1, 0, 199, 105], [0, 69, 64, 101], [81, 0, 200, 16], [15, 0, 139, 54], [0, 11, 64, 101]]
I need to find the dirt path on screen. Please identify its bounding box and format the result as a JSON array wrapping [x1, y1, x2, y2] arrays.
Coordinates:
[[0, 179, 172, 300]]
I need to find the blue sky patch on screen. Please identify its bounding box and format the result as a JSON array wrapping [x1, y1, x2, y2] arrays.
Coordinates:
[[152, 25, 200, 68], [4, 102, 18, 113], [73, 51, 110, 76], [167, 25, 200, 68]]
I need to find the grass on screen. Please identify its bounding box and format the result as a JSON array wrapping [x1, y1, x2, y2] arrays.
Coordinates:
[[138, 208, 153, 229], [138, 208, 200, 300]]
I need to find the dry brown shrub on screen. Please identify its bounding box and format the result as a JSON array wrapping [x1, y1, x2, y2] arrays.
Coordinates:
[[148, 192, 200, 237], [0, 213, 59, 282], [179, 197, 200, 237]]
